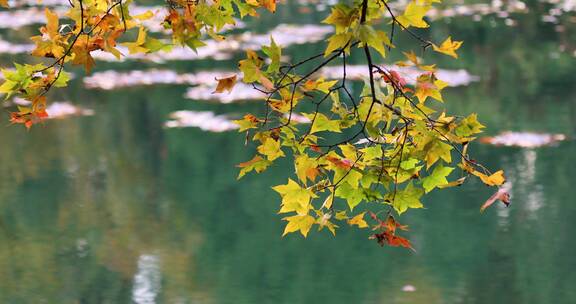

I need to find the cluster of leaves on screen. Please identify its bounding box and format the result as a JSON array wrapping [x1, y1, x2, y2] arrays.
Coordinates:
[[0, 0, 508, 248], [0, 0, 276, 128], [233, 0, 508, 247]]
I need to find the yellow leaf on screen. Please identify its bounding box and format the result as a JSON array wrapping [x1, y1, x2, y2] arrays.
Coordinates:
[[121, 27, 148, 54], [433, 37, 463, 59], [322, 4, 355, 33], [295, 154, 320, 183], [236, 155, 271, 179], [282, 214, 315, 237], [303, 113, 341, 134], [273, 179, 315, 215], [133, 10, 155, 20], [396, 0, 431, 28], [0, 0, 8, 8], [473, 170, 506, 186], [213, 74, 237, 94], [233, 114, 261, 132], [415, 74, 447, 103], [324, 33, 352, 57], [44, 8, 60, 39], [348, 212, 368, 228], [258, 137, 285, 161]]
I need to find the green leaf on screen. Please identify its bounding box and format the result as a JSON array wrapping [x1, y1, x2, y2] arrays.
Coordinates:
[[335, 182, 364, 210], [455, 114, 485, 137], [322, 4, 355, 33], [304, 113, 342, 134], [387, 182, 424, 214], [358, 25, 391, 58], [262, 36, 281, 73], [422, 165, 454, 193]]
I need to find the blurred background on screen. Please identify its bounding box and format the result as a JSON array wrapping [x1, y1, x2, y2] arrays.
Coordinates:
[[0, 0, 575, 303]]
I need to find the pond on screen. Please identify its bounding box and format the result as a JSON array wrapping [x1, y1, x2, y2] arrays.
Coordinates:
[[0, 0, 575, 303]]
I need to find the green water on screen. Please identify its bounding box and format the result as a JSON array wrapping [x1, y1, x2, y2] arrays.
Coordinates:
[[1, 1, 576, 303]]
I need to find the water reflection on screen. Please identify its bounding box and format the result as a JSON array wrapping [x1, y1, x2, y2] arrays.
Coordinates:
[[132, 254, 162, 304]]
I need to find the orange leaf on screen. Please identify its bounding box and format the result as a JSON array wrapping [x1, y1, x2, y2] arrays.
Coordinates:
[[432, 36, 463, 59], [213, 74, 237, 94]]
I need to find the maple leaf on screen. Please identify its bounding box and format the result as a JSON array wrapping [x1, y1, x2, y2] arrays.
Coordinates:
[[438, 176, 467, 189], [282, 214, 315, 237], [247, 0, 277, 13], [325, 155, 353, 170], [480, 185, 511, 212], [324, 33, 352, 57], [386, 182, 424, 214], [258, 137, 285, 161], [304, 113, 341, 134], [9, 96, 49, 129], [422, 165, 454, 193], [383, 215, 409, 233], [273, 179, 315, 215], [239, 50, 274, 90], [71, 40, 97, 73], [358, 25, 391, 58], [295, 154, 320, 183], [433, 37, 463, 59], [237, 155, 271, 179], [396, 0, 431, 28], [317, 212, 338, 235], [262, 37, 281, 73], [303, 78, 338, 94], [415, 73, 448, 103], [382, 232, 414, 250], [381, 70, 407, 88], [370, 215, 413, 249], [335, 182, 364, 210], [122, 27, 149, 54], [473, 169, 506, 186], [348, 212, 368, 228], [31, 9, 67, 58], [424, 140, 452, 168], [233, 114, 261, 132], [213, 74, 237, 94], [322, 4, 356, 33], [455, 114, 485, 137]]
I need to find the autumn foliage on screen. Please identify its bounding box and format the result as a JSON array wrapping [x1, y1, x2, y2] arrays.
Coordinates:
[[0, 0, 509, 249]]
